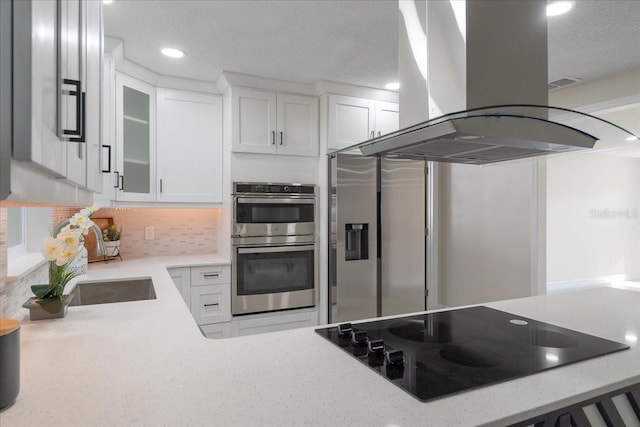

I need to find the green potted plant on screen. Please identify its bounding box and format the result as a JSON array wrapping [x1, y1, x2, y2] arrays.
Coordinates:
[[22, 206, 98, 320], [102, 224, 122, 257]]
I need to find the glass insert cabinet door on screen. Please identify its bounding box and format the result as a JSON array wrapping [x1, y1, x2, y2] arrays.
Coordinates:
[[236, 246, 315, 295], [114, 72, 156, 202]]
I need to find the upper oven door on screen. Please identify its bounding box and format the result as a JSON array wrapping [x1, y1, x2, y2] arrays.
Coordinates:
[[233, 197, 316, 236]]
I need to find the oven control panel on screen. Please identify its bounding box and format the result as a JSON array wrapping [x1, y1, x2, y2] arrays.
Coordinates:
[[234, 182, 315, 195]]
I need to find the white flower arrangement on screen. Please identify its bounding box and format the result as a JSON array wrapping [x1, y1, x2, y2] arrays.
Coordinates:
[[31, 205, 99, 313], [41, 205, 98, 266]]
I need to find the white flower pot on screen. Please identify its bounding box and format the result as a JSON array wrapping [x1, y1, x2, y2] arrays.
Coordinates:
[[104, 240, 121, 257]]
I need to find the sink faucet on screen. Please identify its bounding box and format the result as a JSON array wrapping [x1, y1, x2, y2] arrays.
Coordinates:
[[52, 219, 107, 256]]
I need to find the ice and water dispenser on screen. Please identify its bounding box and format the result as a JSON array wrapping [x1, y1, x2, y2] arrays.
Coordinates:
[[345, 223, 368, 261]]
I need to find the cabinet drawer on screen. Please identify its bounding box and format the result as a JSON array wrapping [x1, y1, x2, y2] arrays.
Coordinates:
[[190, 265, 230, 286], [200, 322, 231, 339], [190, 284, 231, 325]]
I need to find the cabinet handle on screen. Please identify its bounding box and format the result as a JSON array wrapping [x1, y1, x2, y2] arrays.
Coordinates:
[[204, 303, 219, 307], [271, 131, 276, 145], [370, 130, 374, 139], [71, 91, 86, 143], [204, 273, 220, 278], [113, 171, 120, 189], [101, 145, 112, 173], [160, 178, 163, 193], [119, 174, 124, 191], [279, 131, 283, 145], [62, 79, 83, 140]]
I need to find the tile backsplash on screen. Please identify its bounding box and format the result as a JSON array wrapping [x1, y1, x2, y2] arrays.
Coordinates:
[[53, 207, 221, 260]]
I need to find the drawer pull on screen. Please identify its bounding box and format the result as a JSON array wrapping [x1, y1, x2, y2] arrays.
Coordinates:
[[204, 303, 219, 307], [203, 273, 220, 278]]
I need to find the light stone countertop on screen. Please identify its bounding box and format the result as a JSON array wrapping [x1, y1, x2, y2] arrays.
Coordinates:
[[1, 255, 639, 426]]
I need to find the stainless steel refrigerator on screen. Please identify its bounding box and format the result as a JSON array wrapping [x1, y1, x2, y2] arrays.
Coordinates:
[[328, 153, 426, 323]]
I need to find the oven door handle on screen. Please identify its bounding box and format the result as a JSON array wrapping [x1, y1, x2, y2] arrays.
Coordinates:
[[238, 245, 315, 254], [235, 197, 315, 205]]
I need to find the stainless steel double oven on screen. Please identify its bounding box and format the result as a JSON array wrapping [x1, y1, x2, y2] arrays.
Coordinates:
[[232, 182, 317, 315]]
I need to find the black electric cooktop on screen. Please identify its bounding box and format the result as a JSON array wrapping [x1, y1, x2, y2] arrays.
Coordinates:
[[315, 306, 629, 402]]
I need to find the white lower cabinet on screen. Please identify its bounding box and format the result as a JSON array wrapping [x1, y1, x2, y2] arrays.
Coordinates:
[[231, 308, 318, 337], [168, 264, 232, 334], [168, 267, 190, 308], [190, 284, 231, 325]]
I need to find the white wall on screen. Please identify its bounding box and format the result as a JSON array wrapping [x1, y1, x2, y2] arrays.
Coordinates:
[[547, 152, 640, 283]]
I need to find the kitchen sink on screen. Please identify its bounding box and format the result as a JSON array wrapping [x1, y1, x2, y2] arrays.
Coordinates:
[[70, 278, 156, 306]]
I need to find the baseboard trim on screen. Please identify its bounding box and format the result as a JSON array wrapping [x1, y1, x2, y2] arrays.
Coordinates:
[[547, 275, 632, 294]]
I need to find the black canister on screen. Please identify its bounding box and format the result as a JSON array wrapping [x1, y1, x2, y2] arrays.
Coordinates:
[[0, 318, 20, 410]]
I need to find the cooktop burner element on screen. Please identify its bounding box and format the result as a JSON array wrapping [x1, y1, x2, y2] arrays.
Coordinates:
[[315, 306, 629, 402], [388, 320, 452, 343], [439, 345, 503, 368]]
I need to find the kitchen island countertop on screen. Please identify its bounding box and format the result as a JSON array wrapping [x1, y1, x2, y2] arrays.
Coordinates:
[[1, 255, 639, 426]]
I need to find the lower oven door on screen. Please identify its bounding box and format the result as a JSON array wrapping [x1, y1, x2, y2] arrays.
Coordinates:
[[232, 244, 316, 315]]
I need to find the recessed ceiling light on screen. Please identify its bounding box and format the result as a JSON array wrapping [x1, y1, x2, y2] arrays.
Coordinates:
[[385, 82, 400, 90], [103, 0, 114, 4], [161, 48, 185, 58], [626, 136, 639, 141], [546, 1, 573, 17]]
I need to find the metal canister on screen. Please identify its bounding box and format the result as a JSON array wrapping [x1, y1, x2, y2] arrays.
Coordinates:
[[0, 318, 20, 410]]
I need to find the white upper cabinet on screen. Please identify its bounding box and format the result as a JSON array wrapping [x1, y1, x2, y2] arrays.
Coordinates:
[[374, 101, 399, 138], [156, 89, 223, 203], [60, 0, 85, 185], [8, 0, 102, 203], [61, 0, 103, 192], [232, 87, 318, 157], [327, 95, 399, 151], [83, 0, 104, 193], [233, 87, 277, 154], [93, 53, 116, 207], [109, 75, 224, 205], [13, 0, 68, 177], [276, 93, 319, 157], [327, 95, 375, 151], [114, 72, 157, 202]]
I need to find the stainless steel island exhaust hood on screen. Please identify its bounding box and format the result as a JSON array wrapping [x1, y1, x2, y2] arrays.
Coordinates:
[[354, 1, 638, 165], [358, 104, 636, 165]]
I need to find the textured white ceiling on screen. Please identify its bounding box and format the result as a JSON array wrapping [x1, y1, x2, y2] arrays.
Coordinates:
[[104, 0, 399, 88], [104, 0, 640, 88], [547, 0, 640, 83]]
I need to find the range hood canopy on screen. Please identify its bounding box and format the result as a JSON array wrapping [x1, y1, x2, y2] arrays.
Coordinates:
[[356, 104, 638, 165], [341, 1, 639, 165]]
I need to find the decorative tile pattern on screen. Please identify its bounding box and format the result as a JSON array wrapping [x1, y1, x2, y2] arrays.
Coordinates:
[[52, 207, 221, 260]]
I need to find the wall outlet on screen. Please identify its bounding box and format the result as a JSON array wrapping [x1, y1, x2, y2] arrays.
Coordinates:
[[144, 226, 155, 240]]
